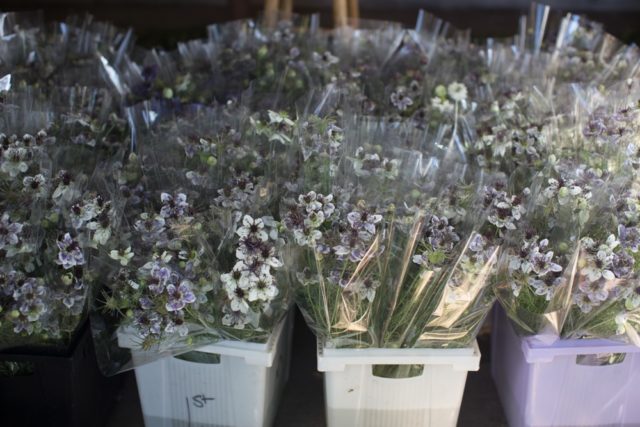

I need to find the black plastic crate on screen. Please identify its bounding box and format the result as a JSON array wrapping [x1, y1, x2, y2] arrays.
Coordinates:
[[0, 323, 121, 427]]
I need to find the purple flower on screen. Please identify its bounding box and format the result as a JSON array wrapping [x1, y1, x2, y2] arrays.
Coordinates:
[[165, 280, 197, 312], [133, 310, 163, 338], [0, 212, 23, 249], [160, 192, 189, 219], [612, 251, 635, 278], [530, 249, 562, 277], [578, 278, 609, 302], [618, 225, 640, 252], [56, 233, 85, 269], [13, 278, 47, 322], [424, 216, 460, 251], [134, 214, 166, 243], [347, 210, 382, 237]]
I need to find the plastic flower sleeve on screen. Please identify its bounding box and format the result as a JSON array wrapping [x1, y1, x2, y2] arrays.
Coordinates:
[[0, 93, 120, 353], [89, 104, 292, 374], [0, 14, 133, 91], [281, 106, 501, 369]]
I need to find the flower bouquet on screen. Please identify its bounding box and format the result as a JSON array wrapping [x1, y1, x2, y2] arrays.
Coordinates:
[[278, 107, 507, 424], [0, 91, 123, 425], [490, 78, 640, 427], [0, 13, 133, 93]]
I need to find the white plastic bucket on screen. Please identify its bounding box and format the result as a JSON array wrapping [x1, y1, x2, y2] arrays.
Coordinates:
[[119, 313, 293, 427], [317, 341, 480, 427]]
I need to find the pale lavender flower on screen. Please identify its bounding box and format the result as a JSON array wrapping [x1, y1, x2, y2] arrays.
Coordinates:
[[574, 291, 596, 313], [612, 251, 635, 278], [165, 280, 197, 312], [0, 213, 23, 249], [618, 225, 640, 252], [578, 278, 609, 302], [134, 213, 167, 244], [390, 88, 414, 111], [56, 233, 84, 269], [530, 249, 563, 277], [222, 306, 248, 329], [160, 192, 189, 219]]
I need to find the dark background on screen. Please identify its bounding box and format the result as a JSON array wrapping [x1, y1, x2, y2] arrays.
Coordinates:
[[2, 0, 640, 48]]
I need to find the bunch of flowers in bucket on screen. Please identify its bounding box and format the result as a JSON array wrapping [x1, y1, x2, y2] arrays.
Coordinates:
[[495, 82, 640, 344], [0, 95, 121, 351], [91, 104, 293, 372], [279, 112, 512, 377]]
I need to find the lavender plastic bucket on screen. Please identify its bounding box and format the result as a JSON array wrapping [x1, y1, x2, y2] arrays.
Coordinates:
[[491, 308, 640, 427]]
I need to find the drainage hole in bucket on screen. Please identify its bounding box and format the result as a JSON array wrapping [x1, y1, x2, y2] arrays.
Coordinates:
[[175, 351, 221, 364], [372, 364, 424, 378], [0, 360, 34, 377]]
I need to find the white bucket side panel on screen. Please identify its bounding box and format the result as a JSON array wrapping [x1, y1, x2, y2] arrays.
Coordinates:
[[134, 353, 269, 427], [323, 359, 473, 427], [131, 312, 294, 427]]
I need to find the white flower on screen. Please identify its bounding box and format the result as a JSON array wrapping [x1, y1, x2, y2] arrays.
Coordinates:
[[357, 278, 380, 302], [227, 285, 250, 313], [584, 243, 615, 282], [109, 247, 134, 266], [88, 221, 111, 245], [267, 110, 295, 127], [447, 82, 468, 102], [615, 312, 628, 335], [248, 273, 279, 302], [431, 97, 454, 114], [22, 174, 47, 198], [1, 147, 30, 177], [294, 228, 322, 247], [222, 306, 248, 329], [236, 215, 268, 241], [221, 267, 250, 292], [529, 276, 563, 301]]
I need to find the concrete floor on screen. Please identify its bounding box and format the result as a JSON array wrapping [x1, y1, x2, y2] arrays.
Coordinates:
[[106, 309, 507, 427]]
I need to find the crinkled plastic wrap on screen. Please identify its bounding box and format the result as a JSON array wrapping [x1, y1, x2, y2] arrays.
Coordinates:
[[280, 111, 501, 378], [89, 103, 293, 374], [0, 12, 133, 92], [495, 82, 640, 346], [0, 90, 122, 355]]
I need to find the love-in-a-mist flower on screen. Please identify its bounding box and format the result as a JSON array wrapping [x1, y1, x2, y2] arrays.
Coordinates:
[[1, 146, 30, 177], [56, 233, 85, 269], [160, 192, 189, 219], [22, 174, 47, 198], [312, 51, 339, 67], [578, 278, 609, 302], [390, 88, 414, 111], [109, 247, 134, 266], [222, 306, 248, 329], [134, 213, 167, 244], [0, 212, 24, 251], [165, 280, 197, 312], [618, 224, 640, 252], [530, 247, 563, 277], [248, 273, 279, 302], [447, 82, 468, 102], [237, 215, 268, 241], [357, 278, 381, 302]]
